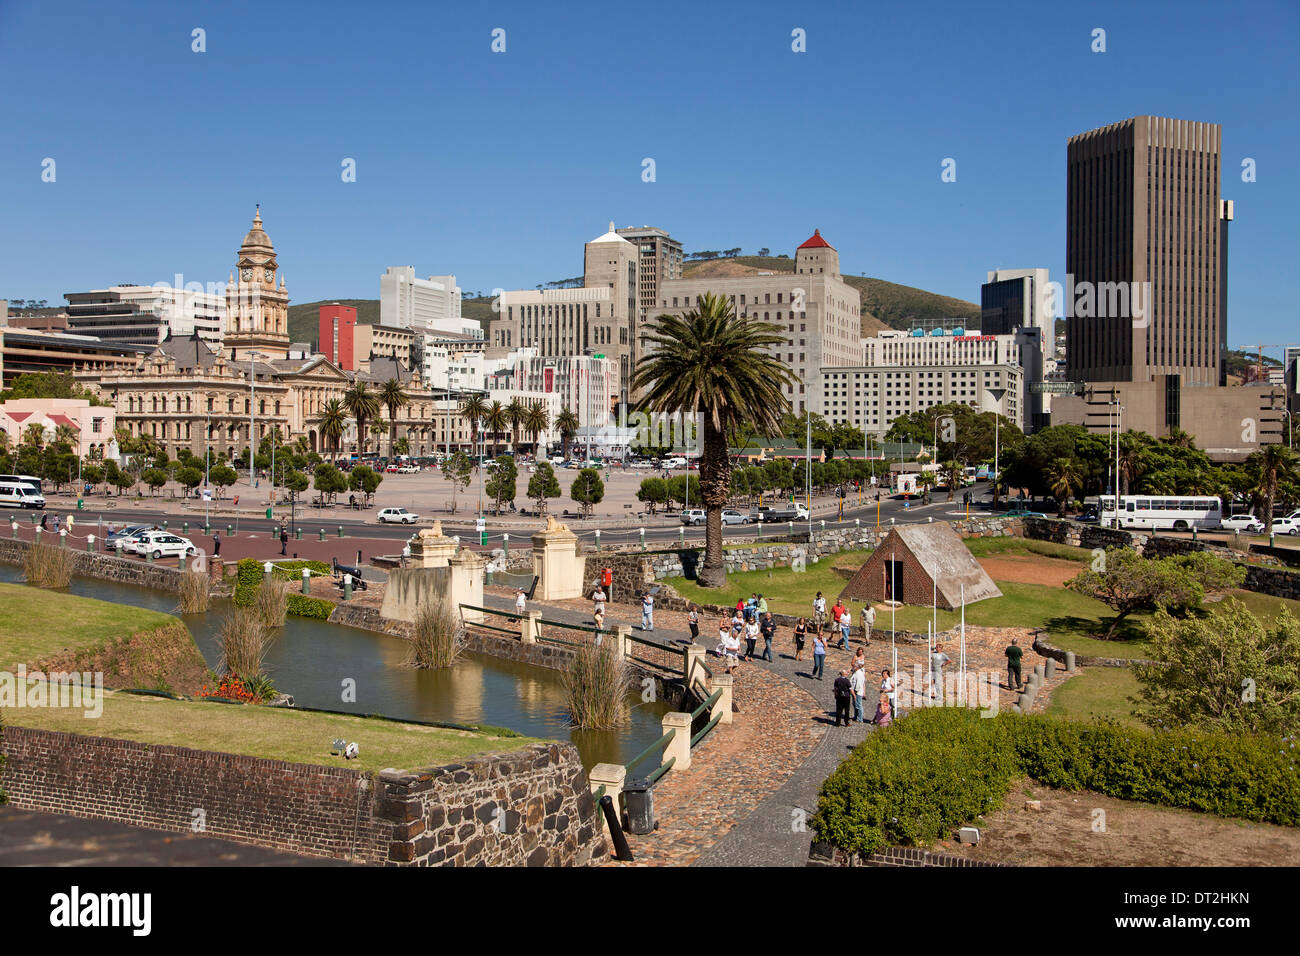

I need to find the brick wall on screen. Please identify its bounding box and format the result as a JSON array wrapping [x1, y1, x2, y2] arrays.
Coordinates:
[[1, 725, 604, 866], [0, 537, 188, 592]]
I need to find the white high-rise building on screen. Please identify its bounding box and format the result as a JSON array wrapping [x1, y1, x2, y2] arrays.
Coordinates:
[[380, 267, 476, 337], [64, 284, 226, 346]]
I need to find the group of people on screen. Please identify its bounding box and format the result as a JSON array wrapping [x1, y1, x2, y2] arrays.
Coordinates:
[[831, 655, 895, 727], [709, 593, 779, 671]]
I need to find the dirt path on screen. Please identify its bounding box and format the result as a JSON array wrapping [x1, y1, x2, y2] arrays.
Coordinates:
[[939, 782, 1300, 866], [978, 555, 1080, 588]]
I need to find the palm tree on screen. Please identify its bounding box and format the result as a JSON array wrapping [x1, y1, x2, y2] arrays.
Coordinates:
[[343, 381, 381, 456], [394, 436, 410, 457], [1247, 444, 1299, 525], [54, 423, 80, 451], [1115, 432, 1145, 495], [1045, 457, 1083, 516], [378, 378, 410, 459], [943, 459, 962, 502], [632, 292, 797, 587], [22, 422, 45, 450], [555, 407, 579, 461], [459, 393, 489, 457], [318, 399, 348, 462], [524, 404, 549, 455], [506, 398, 526, 456], [483, 401, 509, 458]]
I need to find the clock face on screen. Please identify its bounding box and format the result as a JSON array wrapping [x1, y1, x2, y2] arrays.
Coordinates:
[[241, 268, 253, 281], [263, 268, 274, 283]]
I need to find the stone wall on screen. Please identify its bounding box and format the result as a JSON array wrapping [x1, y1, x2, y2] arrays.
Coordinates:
[[1, 725, 604, 866], [0, 537, 189, 592], [807, 840, 1010, 867]]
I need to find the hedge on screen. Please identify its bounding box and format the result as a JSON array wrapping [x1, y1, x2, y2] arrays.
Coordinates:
[[233, 558, 335, 620], [812, 708, 1300, 857]]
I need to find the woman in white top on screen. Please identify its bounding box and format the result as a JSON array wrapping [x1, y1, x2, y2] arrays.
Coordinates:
[[723, 630, 742, 672], [716, 620, 732, 658], [880, 668, 896, 712]]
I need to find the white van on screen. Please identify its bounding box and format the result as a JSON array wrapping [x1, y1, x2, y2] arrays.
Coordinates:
[[0, 481, 46, 509]]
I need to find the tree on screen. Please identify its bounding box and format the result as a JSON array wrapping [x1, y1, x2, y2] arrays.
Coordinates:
[[524, 404, 549, 455], [342, 381, 381, 456], [313, 463, 348, 504], [141, 467, 168, 496], [440, 451, 472, 513], [1045, 457, 1083, 515], [1065, 548, 1247, 639], [506, 398, 526, 455], [485, 455, 517, 514], [348, 464, 383, 504], [318, 399, 348, 462], [175, 466, 203, 495], [483, 401, 509, 458], [527, 462, 561, 514], [282, 469, 310, 501], [1135, 599, 1300, 736], [82, 462, 105, 492], [1246, 444, 1299, 524], [209, 463, 238, 499], [570, 467, 604, 517], [636, 476, 667, 514], [632, 292, 797, 587], [555, 407, 579, 460], [460, 394, 489, 454], [665, 473, 701, 509], [394, 436, 410, 457], [378, 378, 410, 459]]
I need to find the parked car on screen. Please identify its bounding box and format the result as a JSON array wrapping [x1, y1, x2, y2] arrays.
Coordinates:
[[0, 481, 46, 509], [1271, 511, 1300, 536], [680, 508, 706, 526], [127, 531, 198, 560], [1003, 507, 1047, 518], [104, 524, 151, 549], [1075, 507, 1100, 524], [378, 507, 420, 524], [720, 509, 751, 526], [398, 464, 419, 474], [1221, 514, 1266, 534], [629, 459, 653, 469]]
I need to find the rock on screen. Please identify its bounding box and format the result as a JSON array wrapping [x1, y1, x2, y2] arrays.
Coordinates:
[[956, 826, 981, 844], [1025, 799, 1043, 812]]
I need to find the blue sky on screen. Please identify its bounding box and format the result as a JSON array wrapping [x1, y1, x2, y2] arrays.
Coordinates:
[[1, 0, 1296, 347]]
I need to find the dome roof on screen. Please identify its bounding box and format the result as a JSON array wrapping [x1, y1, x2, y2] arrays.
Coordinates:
[[240, 205, 274, 253], [798, 228, 833, 250], [589, 220, 634, 245]]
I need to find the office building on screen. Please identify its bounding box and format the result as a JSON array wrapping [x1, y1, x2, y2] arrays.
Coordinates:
[[64, 284, 226, 347], [380, 267, 474, 336], [1065, 116, 1226, 387], [654, 230, 862, 415], [318, 303, 356, 370], [981, 268, 1054, 429], [615, 225, 684, 326]]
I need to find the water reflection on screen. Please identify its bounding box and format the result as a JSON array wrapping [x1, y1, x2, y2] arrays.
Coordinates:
[[0, 567, 668, 767]]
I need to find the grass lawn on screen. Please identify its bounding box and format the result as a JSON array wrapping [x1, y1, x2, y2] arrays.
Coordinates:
[[665, 549, 873, 617], [962, 537, 1092, 563], [0, 582, 177, 671], [1046, 668, 1144, 727], [5, 685, 541, 773]]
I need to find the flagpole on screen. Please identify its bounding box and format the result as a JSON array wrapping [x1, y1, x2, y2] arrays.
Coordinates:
[[959, 583, 967, 706]]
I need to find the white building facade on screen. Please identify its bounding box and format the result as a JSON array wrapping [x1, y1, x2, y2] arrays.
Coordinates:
[[380, 267, 475, 336]]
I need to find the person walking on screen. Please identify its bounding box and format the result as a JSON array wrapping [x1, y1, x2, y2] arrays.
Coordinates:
[[39, 512, 49, 531], [850, 664, 867, 723], [591, 584, 607, 619], [759, 612, 776, 662], [833, 670, 853, 727], [930, 642, 951, 702], [514, 588, 527, 629], [722, 628, 741, 673], [715, 619, 732, 658], [872, 693, 893, 727], [849, 646, 866, 676], [687, 604, 700, 642], [640, 590, 655, 631], [861, 603, 876, 645], [811, 632, 827, 680], [212, 529, 221, 557], [744, 617, 759, 661], [279, 525, 289, 556], [756, 593, 768, 619], [812, 592, 827, 635], [836, 605, 853, 650], [793, 617, 808, 661], [1005, 637, 1024, 691], [593, 606, 605, 636]]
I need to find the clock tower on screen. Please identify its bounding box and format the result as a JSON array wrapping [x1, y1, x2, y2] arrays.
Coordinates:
[[225, 205, 291, 360]]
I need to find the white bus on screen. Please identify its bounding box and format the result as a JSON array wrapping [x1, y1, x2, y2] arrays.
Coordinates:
[[1100, 495, 1222, 531]]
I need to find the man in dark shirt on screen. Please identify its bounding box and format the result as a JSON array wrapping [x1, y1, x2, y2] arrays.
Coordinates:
[[1005, 637, 1024, 691], [833, 670, 853, 726], [759, 612, 776, 662]]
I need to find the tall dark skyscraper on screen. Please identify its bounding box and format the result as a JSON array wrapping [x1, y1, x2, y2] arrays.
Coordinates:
[[1065, 116, 1229, 387]]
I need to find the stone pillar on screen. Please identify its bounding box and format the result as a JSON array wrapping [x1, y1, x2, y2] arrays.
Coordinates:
[[523, 610, 541, 645], [709, 673, 733, 725], [449, 546, 486, 624], [1064, 651, 1076, 673], [407, 521, 458, 568], [661, 712, 692, 772], [1044, 658, 1056, 679], [531, 517, 587, 601], [683, 644, 706, 693], [588, 763, 626, 815], [613, 624, 632, 660]]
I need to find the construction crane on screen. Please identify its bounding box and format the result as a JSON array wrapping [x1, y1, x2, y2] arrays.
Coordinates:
[[1229, 343, 1298, 384]]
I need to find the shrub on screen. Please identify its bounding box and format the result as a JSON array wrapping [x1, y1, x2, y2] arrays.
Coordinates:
[[255, 579, 289, 629], [563, 640, 632, 730], [286, 594, 333, 619], [812, 708, 1300, 858], [405, 599, 465, 669], [176, 568, 210, 615], [234, 558, 332, 619], [23, 539, 73, 589], [216, 606, 267, 680], [199, 674, 259, 704]]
